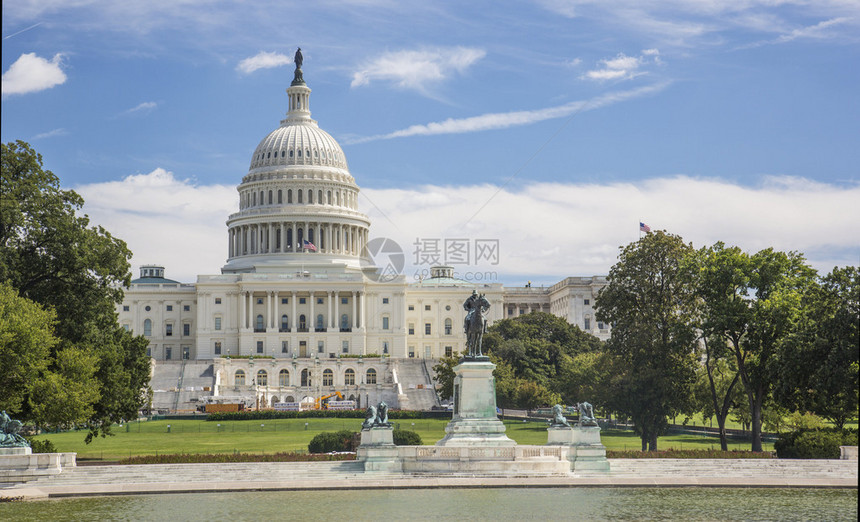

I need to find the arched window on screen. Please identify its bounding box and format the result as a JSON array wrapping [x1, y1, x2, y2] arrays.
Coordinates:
[[318, 190, 322, 204], [253, 192, 257, 206], [260, 191, 264, 204], [316, 314, 324, 331], [289, 149, 294, 158], [235, 369, 246, 386], [322, 369, 333, 386], [308, 190, 313, 204], [299, 314, 307, 330], [327, 191, 332, 205], [277, 190, 282, 203], [268, 190, 272, 204], [281, 315, 289, 331], [143, 319, 152, 336], [445, 318, 453, 335], [344, 368, 355, 385], [366, 368, 377, 385], [279, 369, 290, 386], [309, 228, 314, 243], [298, 190, 303, 203], [287, 229, 293, 250], [287, 189, 293, 203], [341, 314, 349, 330], [257, 369, 268, 386], [285, 395, 295, 402], [301, 368, 310, 386], [256, 314, 264, 331]]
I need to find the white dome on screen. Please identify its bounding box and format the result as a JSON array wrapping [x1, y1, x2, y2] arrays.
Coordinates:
[[248, 122, 348, 172]]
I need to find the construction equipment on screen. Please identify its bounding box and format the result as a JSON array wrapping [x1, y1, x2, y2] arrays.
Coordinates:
[[315, 392, 343, 409]]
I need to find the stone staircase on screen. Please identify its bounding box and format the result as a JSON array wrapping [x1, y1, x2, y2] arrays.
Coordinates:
[[149, 361, 215, 412], [395, 360, 439, 411], [600, 458, 859, 478]]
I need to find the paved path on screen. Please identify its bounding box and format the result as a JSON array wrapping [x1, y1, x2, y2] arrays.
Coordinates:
[[3, 459, 856, 500]]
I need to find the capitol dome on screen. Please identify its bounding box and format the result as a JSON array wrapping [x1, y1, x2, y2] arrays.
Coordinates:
[[222, 50, 370, 274]]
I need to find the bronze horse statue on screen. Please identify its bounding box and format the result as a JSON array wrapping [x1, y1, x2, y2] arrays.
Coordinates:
[[464, 291, 491, 358]]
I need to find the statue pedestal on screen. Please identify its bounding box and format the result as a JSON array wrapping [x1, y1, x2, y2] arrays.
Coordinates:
[[356, 427, 400, 472], [546, 426, 608, 472], [436, 360, 515, 447], [0, 447, 32, 456]]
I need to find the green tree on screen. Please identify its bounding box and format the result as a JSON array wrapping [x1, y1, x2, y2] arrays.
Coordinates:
[[775, 266, 859, 428], [595, 231, 699, 451], [1, 140, 151, 441], [432, 352, 460, 401]]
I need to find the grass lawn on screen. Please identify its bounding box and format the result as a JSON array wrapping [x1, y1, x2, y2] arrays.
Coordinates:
[[34, 418, 771, 460]]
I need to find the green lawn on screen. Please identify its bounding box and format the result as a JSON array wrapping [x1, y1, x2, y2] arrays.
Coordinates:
[[34, 418, 771, 460]]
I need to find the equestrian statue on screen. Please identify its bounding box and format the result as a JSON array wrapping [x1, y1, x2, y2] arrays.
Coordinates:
[[463, 290, 491, 358]]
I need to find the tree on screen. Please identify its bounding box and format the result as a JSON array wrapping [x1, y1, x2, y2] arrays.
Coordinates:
[[1, 140, 151, 441], [775, 266, 859, 428], [432, 352, 460, 401], [595, 231, 699, 451]]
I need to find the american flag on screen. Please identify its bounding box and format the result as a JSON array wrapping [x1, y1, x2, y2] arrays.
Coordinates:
[[303, 240, 317, 252], [639, 222, 651, 233]]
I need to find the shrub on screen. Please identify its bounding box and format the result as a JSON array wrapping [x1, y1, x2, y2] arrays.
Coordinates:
[[26, 438, 57, 453], [119, 452, 354, 465], [308, 430, 358, 453], [392, 429, 422, 446], [775, 428, 857, 459]]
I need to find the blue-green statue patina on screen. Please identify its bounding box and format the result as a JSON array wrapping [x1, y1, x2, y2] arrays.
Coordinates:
[[0, 411, 30, 447], [549, 404, 571, 428], [361, 402, 391, 429], [577, 402, 598, 427]]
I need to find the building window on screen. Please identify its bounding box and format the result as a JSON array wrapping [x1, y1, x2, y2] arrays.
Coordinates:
[[281, 315, 289, 331], [344, 368, 355, 385], [214, 341, 221, 355], [165, 346, 172, 360], [584, 299, 590, 305], [146, 346, 151, 357], [123, 305, 130, 312], [322, 369, 333, 386], [597, 321, 606, 330], [143, 319, 152, 337], [215, 317, 222, 330], [382, 316, 389, 330], [408, 323, 415, 335], [166, 323, 173, 336], [279, 369, 289, 386], [256, 314, 264, 332], [317, 297, 324, 304], [425, 323, 431, 335], [444, 318, 452, 335], [508, 307, 514, 316], [299, 315, 307, 330], [256, 298, 263, 305], [257, 370, 267, 386], [584, 318, 591, 330], [408, 346, 415, 358], [183, 323, 191, 337], [282, 340, 289, 353], [281, 298, 288, 304], [257, 341, 264, 354], [215, 297, 222, 304], [184, 305, 191, 311], [425, 305, 431, 311], [235, 370, 245, 386], [166, 305, 173, 312], [299, 297, 306, 304], [341, 314, 349, 330], [123, 324, 130, 332], [366, 368, 377, 385], [316, 314, 324, 331], [301, 369, 311, 386], [341, 297, 348, 305], [383, 341, 389, 354], [318, 341, 324, 353], [445, 346, 453, 357], [408, 305, 414, 311], [382, 297, 389, 304], [342, 340, 349, 353]]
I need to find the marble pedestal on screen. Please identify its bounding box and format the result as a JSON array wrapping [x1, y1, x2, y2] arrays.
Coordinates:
[[436, 359, 515, 447], [546, 425, 609, 472], [356, 427, 401, 472], [0, 447, 32, 456]]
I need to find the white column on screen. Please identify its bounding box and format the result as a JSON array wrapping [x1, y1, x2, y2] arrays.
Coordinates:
[[292, 291, 297, 329], [359, 291, 366, 330], [328, 292, 333, 329], [273, 291, 279, 329], [292, 222, 297, 251], [280, 223, 286, 252], [334, 291, 340, 329], [239, 290, 246, 330], [266, 291, 272, 329], [351, 291, 357, 329], [309, 291, 315, 331]]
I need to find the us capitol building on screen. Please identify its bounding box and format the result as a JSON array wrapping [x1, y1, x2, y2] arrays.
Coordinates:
[[118, 54, 610, 412]]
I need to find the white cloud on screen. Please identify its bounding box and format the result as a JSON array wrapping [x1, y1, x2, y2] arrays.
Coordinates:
[[1, 52, 67, 96], [236, 51, 292, 74], [774, 16, 851, 44], [33, 128, 68, 139], [125, 101, 158, 114], [350, 47, 486, 94], [583, 50, 661, 82], [347, 82, 669, 143], [77, 171, 859, 284]]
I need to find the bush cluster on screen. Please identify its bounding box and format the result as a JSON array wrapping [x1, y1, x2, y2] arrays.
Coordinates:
[[606, 449, 775, 459], [119, 452, 354, 465], [206, 409, 450, 422], [774, 428, 858, 459], [392, 429, 422, 446], [26, 438, 57, 454], [308, 430, 359, 453]]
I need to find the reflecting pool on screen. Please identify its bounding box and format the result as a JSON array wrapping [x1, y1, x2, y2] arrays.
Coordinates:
[[2, 487, 856, 521]]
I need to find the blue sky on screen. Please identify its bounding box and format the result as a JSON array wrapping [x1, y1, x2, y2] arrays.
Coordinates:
[[3, 1, 858, 285]]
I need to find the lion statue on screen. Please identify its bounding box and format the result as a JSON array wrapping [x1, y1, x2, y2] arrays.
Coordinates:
[[548, 404, 571, 428]]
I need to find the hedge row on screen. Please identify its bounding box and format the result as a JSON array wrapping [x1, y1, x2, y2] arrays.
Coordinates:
[[606, 449, 775, 459], [206, 409, 451, 421], [307, 429, 423, 453], [774, 428, 858, 459], [118, 452, 355, 465]]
